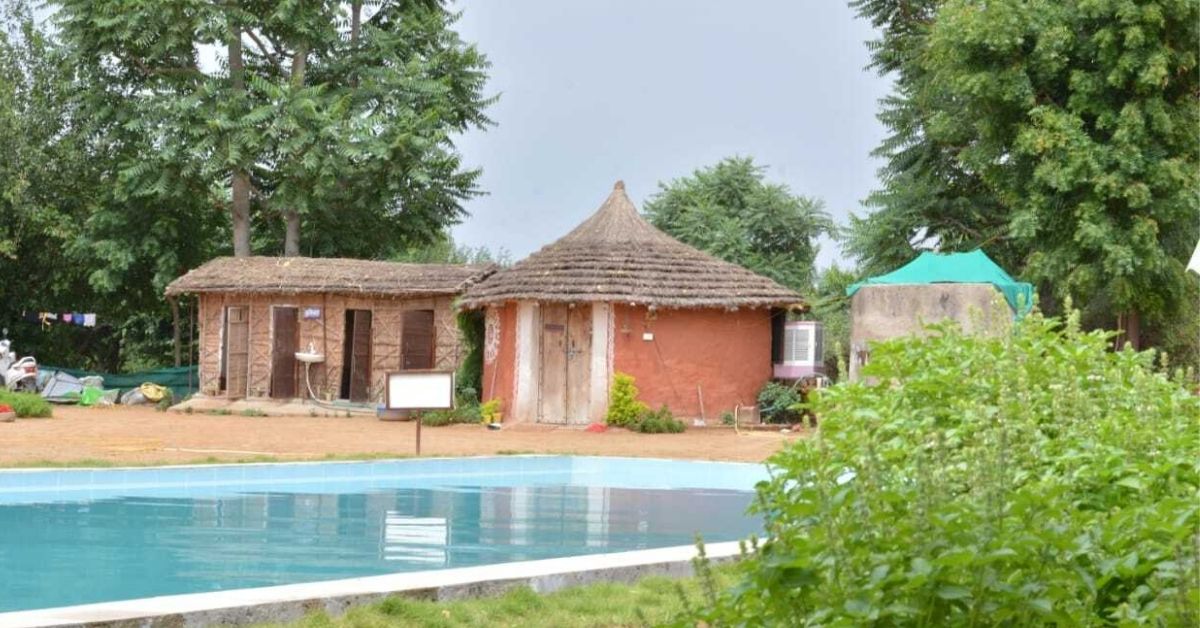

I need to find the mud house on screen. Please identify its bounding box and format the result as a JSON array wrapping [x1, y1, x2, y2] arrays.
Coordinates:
[[458, 181, 805, 424], [845, 249, 1033, 380], [165, 257, 494, 403]]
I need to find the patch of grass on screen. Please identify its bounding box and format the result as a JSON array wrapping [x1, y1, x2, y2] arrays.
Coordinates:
[[0, 391, 53, 418], [262, 567, 736, 628], [239, 408, 267, 417], [206, 409, 232, 416]]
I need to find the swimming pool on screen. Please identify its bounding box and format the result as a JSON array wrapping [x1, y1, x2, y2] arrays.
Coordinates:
[[0, 456, 766, 612]]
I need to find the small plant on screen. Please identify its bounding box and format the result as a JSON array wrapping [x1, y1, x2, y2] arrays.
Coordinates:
[[206, 409, 232, 416], [154, 391, 174, 413], [480, 398, 502, 424], [239, 408, 266, 417], [606, 372, 647, 427], [631, 405, 686, 433], [183, 406, 194, 415], [0, 392, 52, 418], [755, 381, 802, 424], [720, 410, 735, 426]]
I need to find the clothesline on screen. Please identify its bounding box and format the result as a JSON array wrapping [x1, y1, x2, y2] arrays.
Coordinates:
[[21, 311, 98, 330]]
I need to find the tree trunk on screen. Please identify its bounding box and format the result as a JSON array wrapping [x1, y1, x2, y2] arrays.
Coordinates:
[[1117, 309, 1142, 351], [284, 210, 301, 256], [282, 45, 308, 257], [229, 22, 252, 257]]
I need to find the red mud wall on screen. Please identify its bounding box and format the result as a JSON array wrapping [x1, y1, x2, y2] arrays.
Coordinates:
[[481, 303, 517, 419], [613, 305, 772, 419]]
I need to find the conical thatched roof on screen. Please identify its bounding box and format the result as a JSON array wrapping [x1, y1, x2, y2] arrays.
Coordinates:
[[459, 182, 805, 309], [166, 256, 495, 297]]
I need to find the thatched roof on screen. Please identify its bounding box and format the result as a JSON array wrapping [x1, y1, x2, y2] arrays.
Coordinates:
[[459, 182, 805, 309], [165, 256, 495, 297]]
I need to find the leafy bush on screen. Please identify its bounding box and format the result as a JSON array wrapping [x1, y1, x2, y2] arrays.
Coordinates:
[[455, 310, 485, 401], [0, 391, 52, 418], [606, 372, 647, 427], [682, 312, 1200, 626], [420, 402, 481, 427], [630, 405, 686, 433], [480, 398, 502, 424], [756, 381, 802, 424]]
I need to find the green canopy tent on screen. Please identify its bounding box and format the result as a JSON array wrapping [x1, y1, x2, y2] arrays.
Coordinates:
[[847, 250, 1033, 316]]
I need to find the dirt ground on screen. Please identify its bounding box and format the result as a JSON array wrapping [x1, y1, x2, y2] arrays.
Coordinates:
[[0, 406, 804, 466]]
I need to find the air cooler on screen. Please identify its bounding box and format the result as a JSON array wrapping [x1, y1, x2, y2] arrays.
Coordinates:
[[773, 320, 825, 379]]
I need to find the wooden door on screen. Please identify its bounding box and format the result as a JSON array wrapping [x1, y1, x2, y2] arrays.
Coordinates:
[[347, 310, 372, 402], [538, 305, 592, 424], [565, 306, 592, 423], [401, 310, 435, 370], [223, 306, 250, 399], [270, 307, 299, 399], [538, 305, 568, 423]]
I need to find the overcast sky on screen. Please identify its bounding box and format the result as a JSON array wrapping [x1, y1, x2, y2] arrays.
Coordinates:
[[449, 1, 891, 269]]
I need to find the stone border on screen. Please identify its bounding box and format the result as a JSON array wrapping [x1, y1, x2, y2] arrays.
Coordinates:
[[0, 541, 742, 628]]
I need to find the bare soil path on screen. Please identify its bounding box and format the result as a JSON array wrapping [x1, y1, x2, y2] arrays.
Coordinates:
[[0, 406, 803, 467]]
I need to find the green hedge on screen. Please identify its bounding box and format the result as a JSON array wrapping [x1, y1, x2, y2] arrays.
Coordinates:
[[679, 311, 1200, 626], [0, 391, 53, 418]]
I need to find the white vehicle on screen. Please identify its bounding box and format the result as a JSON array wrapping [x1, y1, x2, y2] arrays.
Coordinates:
[[0, 329, 39, 392]]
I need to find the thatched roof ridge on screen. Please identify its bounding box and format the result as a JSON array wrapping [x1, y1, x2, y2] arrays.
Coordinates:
[[459, 181, 805, 309], [165, 256, 495, 297]]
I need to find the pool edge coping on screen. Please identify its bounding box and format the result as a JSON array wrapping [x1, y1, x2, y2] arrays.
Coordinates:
[[0, 541, 744, 627], [0, 453, 764, 474]]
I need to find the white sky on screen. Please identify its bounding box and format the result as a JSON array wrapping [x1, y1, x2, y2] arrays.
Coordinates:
[[449, 0, 891, 269]]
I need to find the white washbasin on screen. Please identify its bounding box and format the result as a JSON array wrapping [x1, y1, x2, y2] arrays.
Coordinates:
[[295, 351, 326, 364]]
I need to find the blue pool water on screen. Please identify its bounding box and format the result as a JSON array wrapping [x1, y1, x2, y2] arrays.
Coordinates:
[[0, 456, 765, 612]]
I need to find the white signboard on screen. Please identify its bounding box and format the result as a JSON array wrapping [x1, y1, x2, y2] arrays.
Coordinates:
[[386, 371, 454, 410]]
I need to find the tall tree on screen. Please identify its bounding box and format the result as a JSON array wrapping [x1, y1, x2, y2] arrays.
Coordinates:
[[851, 0, 1199, 352], [55, 0, 494, 258], [643, 157, 834, 292]]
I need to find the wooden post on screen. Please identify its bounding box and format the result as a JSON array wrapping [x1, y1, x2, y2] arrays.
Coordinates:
[[169, 296, 181, 367], [415, 411, 422, 456]]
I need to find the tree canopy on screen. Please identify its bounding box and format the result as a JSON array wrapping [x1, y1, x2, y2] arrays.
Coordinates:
[[643, 157, 833, 293], [55, 0, 494, 258], [849, 0, 1199, 355], [0, 0, 495, 371]]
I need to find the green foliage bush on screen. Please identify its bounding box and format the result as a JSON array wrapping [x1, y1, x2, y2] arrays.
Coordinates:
[[605, 372, 647, 427], [455, 311, 485, 401], [756, 381, 802, 424], [0, 391, 52, 418], [681, 312, 1200, 626], [420, 398, 482, 427], [631, 405, 686, 434]]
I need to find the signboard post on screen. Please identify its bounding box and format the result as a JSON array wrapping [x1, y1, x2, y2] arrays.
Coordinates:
[[385, 370, 454, 456]]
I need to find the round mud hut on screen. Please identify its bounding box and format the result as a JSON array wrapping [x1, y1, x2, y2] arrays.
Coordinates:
[[459, 181, 805, 425]]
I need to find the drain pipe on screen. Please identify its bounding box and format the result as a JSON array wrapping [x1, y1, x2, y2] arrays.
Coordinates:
[[303, 360, 375, 415]]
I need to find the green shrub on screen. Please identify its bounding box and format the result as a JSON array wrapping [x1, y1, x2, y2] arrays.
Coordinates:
[[631, 404, 686, 434], [606, 372, 647, 427], [720, 410, 735, 426], [479, 398, 502, 423], [756, 381, 802, 423], [420, 402, 481, 427], [0, 391, 52, 418], [680, 312, 1200, 626], [455, 310, 486, 401]]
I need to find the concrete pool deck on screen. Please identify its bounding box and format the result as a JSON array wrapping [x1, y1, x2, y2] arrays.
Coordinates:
[[0, 541, 744, 627]]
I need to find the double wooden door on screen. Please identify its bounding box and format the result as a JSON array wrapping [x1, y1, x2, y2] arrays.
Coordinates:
[[538, 304, 591, 424]]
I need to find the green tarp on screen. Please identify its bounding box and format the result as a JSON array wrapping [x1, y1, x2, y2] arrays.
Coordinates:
[[847, 250, 1034, 315], [43, 365, 198, 400]]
